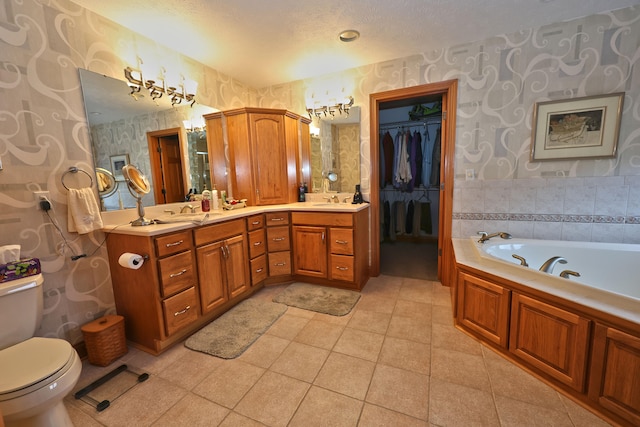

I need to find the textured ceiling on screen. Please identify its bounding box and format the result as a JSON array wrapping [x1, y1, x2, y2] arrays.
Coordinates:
[[71, 0, 640, 88]]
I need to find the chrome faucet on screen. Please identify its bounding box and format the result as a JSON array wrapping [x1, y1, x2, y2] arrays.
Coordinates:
[[331, 195, 339, 203], [512, 254, 528, 267], [539, 256, 567, 273], [180, 204, 196, 213], [560, 270, 580, 279], [477, 231, 512, 243]]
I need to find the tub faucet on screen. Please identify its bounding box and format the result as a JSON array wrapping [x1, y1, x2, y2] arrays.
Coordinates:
[[512, 254, 528, 267], [477, 231, 512, 243], [539, 256, 567, 273], [559, 270, 580, 279]]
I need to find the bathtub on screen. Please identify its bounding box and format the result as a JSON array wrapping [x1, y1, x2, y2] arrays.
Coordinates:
[[452, 237, 640, 326]]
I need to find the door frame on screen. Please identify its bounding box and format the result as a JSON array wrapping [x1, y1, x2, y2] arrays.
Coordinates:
[[147, 127, 187, 204], [369, 80, 458, 286]]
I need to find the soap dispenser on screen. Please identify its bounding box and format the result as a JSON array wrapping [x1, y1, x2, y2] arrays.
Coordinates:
[[298, 183, 306, 202], [201, 186, 211, 212], [352, 184, 363, 204]]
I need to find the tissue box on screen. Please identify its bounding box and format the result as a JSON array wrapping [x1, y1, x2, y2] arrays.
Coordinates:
[[0, 258, 41, 283]]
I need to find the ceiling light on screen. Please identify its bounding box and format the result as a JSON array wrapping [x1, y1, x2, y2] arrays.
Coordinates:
[[339, 30, 360, 43]]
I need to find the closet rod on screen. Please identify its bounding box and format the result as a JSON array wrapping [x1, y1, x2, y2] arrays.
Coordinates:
[[379, 116, 441, 130]]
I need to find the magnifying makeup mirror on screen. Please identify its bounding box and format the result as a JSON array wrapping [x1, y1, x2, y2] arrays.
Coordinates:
[[122, 164, 153, 226]]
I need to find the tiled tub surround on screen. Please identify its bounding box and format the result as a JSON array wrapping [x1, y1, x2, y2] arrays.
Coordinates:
[[452, 176, 640, 243]]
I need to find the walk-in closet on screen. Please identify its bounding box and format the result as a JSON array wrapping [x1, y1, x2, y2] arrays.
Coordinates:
[[378, 95, 442, 280]]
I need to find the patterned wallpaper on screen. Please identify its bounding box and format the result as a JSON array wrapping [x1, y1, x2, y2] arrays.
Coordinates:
[[1, 0, 639, 346], [258, 6, 640, 244], [0, 0, 255, 344]]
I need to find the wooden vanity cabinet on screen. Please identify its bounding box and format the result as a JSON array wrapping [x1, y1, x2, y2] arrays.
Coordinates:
[[194, 219, 250, 314], [291, 208, 369, 290], [265, 212, 292, 277], [204, 108, 310, 206], [106, 230, 200, 354]]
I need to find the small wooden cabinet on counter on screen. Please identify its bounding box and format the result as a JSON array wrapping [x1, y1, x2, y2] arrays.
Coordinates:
[[291, 209, 369, 290], [204, 108, 311, 206], [454, 265, 640, 426]]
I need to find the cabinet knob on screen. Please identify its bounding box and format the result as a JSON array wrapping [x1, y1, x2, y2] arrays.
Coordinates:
[[253, 241, 263, 246], [335, 240, 348, 245], [336, 266, 349, 271], [255, 267, 264, 273], [252, 220, 261, 225]]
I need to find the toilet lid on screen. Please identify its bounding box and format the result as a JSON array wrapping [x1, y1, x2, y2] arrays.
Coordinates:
[[0, 337, 74, 395]]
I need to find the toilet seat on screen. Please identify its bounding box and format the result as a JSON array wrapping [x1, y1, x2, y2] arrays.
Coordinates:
[[0, 337, 76, 401]]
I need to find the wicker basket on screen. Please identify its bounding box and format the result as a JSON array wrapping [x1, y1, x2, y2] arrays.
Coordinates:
[[81, 315, 127, 366]]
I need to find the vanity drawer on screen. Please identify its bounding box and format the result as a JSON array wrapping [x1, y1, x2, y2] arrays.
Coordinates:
[[267, 226, 290, 252], [194, 218, 245, 246], [250, 254, 268, 285], [330, 254, 354, 282], [266, 212, 289, 226], [248, 228, 266, 259], [269, 251, 291, 276], [330, 228, 354, 255], [163, 286, 199, 336], [155, 230, 193, 257], [158, 251, 196, 297], [247, 214, 265, 231]]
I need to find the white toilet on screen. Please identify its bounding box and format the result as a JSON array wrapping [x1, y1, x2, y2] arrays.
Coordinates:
[[0, 273, 82, 427]]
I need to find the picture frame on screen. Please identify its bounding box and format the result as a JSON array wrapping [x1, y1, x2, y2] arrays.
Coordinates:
[[530, 93, 624, 161], [110, 154, 130, 181]]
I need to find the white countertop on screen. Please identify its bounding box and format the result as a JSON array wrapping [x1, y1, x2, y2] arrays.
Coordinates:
[[452, 238, 640, 327], [101, 201, 369, 237]]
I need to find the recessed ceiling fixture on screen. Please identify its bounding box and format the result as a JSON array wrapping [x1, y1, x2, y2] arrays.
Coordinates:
[[339, 30, 360, 43]]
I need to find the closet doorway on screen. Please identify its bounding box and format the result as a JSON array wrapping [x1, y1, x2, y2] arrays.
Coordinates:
[[369, 80, 457, 286], [147, 128, 187, 205]]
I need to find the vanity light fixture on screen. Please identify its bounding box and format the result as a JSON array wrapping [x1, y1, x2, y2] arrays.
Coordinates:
[[306, 96, 354, 120], [124, 66, 197, 107]]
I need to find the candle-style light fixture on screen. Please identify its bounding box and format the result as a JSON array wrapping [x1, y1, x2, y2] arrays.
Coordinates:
[[124, 62, 197, 107]]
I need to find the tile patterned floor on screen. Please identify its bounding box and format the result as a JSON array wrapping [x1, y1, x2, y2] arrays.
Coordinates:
[[66, 276, 613, 426]]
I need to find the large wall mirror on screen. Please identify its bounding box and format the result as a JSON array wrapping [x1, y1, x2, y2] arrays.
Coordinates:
[[79, 69, 216, 211], [310, 106, 360, 193]]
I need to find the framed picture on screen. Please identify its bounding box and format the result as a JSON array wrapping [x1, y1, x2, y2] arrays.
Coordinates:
[[110, 154, 129, 181], [530, 93, 624, 161]]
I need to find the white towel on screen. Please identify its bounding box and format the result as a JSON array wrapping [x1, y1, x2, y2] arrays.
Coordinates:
[[67, 188, 104, 234]]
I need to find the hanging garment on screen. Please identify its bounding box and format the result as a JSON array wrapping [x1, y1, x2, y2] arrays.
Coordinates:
[[407, 132, 418, 192], [430, 127, 441, 186], [383, 200, 391, 240], [414, 131, 423, 190], [422, 125, 435, 187], [382, 131, 394, 187], [394, 200, 406, 236], [405, 200, 414, 234], [420, 200, 433, 235], [395, 131, 412, 190], [392, 131, 402, 189], [412, 201, 422, 237]]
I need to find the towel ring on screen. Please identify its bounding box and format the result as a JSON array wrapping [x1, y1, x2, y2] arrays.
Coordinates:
[[61, 166, 93, 191]]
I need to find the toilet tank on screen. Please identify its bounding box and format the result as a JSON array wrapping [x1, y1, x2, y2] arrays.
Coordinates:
[[0, 273, 44, 350]]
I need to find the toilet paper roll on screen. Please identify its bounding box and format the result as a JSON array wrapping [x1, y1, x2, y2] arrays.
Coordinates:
[[118, 252, 145, 270]]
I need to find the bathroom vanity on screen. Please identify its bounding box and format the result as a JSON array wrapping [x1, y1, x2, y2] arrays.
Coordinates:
[[104, 203, 369, 355]]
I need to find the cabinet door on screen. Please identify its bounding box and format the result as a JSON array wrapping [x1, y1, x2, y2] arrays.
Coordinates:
[[196, 241, 227, 313], [224, 234, 250, 300], [292, 225, 327, 278], [457, 272, 510, 347], [249, 113, 288, 205], [589, 324, 640, 425], [510, 293, 590, 392]]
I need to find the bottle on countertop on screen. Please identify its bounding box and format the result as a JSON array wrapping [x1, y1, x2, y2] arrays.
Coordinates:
[[211, 184, 219, 210], [185, 188, 193, 202], [201, 185, 211, 212], [352, 184, 363, 204], [303, 182, 308, 193], [298, 183, 306, 202]]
